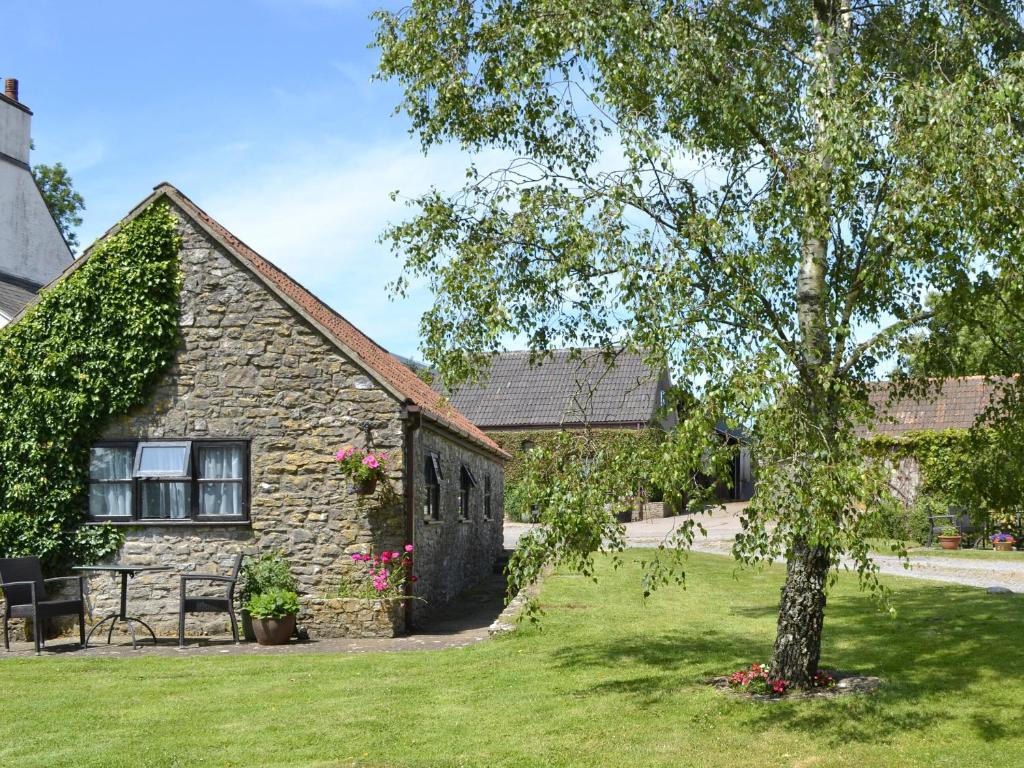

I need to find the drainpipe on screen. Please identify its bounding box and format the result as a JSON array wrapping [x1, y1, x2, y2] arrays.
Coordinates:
[[400, 402, 421, 632]]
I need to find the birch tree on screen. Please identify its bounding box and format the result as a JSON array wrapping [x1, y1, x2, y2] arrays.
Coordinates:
[[375, 1, 1024, 685]]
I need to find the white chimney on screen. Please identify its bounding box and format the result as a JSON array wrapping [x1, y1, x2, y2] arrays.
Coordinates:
[[0, 79, 31, 164], [0, 78, 73, 323]]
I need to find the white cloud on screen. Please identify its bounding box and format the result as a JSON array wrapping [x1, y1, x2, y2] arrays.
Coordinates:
[[193, 137, 487, 356]]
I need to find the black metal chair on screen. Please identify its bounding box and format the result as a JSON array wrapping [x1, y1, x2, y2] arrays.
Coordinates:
[[0, 557, 86, 655], [178, 553, 243, 648]]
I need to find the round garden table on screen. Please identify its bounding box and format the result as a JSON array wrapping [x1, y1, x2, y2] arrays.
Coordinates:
[[73, 565, 172, 649]]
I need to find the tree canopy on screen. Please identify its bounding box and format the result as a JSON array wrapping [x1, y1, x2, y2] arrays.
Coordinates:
[[375, 0, 1024, 685], [32, 161, 85, 252]]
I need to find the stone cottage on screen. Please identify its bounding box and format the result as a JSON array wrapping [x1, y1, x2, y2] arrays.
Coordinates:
[[865, 376, 1007, 505], [50, 183, 508, 638]]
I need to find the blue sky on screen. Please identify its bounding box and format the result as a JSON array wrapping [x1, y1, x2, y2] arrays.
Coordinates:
[[5, 0, 467, 357]]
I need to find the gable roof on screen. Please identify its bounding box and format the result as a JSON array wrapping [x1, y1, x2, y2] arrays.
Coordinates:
[[865, 376, 1011, 437], [23, 183, 508, 461], [435, 348, 666, 429]]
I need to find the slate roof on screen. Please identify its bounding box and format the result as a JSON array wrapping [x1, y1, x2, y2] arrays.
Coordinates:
[[865, 376, 1011, 437], [0, 271, 41, 321], [23, 183, 508, 460], [435, 348, 666, 429]]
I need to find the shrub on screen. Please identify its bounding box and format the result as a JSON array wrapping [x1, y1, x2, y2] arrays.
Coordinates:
[[504, 480, 533, 523], [239, 551, 297, 606], [339, 545, 416, 599], [245, 588, 300, 620]]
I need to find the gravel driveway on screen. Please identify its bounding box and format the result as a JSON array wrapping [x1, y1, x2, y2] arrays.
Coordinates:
[[504, 502, 1024, 593]]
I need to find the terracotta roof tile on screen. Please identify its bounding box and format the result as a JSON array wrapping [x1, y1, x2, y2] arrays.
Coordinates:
[[865, 376, 1014, 437], [93, 184, 508, 460]]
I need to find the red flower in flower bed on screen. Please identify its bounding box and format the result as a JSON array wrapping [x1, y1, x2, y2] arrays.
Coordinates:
[[811, 670, 835, 688], [726, 663, 789, 697]]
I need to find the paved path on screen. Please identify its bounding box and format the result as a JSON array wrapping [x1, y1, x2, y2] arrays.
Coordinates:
[[1, 573, 508, 659], [505, 503, 1024, 593]]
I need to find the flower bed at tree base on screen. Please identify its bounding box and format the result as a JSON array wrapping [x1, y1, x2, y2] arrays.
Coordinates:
[[709, 668, 883, 701], [303, 597, 406, 638]]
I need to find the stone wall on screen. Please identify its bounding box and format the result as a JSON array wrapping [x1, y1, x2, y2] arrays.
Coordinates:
[[887, 455, 922, 507], [304, 597, 405, 638], [84, 205, 407, 637], [412, 424, 505, 624]]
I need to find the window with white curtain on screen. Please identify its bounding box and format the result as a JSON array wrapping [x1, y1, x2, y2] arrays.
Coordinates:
[[198, 445, 244, 517], [88, 440, 249, 522], [89, 446, 134, 517]]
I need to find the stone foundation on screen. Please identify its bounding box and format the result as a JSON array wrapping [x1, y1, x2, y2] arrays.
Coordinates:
[[303, 597, 405, 638]]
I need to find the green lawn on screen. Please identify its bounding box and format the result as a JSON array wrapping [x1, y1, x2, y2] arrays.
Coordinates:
[[2, 552, 1023, 767]]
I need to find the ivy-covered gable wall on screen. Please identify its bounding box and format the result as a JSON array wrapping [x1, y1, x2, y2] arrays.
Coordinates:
[[0, 204, 182, 572]]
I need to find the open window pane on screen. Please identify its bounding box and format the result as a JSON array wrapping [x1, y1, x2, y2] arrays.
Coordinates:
[[461, 466, 477, 488], [135, 442, 191, 477], [89, 484, 132, 517], [429, 453, 444, 482], [90, 446, 133, 480], [200, 482, 242, 516], [140, 482, 191, 519], [198, 446, 243, 480]]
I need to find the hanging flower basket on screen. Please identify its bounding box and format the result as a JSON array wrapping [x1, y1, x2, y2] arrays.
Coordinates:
[[354, 476, 378, 496], [335, 446, 389, 496]]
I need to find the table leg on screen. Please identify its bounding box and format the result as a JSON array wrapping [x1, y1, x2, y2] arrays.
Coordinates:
[[85, 613, 119, 648], [86, 613, 158, 649], [119, 571, 128, 620]]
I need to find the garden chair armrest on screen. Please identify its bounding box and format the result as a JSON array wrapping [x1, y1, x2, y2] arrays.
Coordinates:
[[180, 574, 237, 584], [0, 580, 38, 604]]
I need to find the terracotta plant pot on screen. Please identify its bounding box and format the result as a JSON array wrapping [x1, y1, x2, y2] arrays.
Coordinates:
[[354, 477, 378, 495], [938, 535, 962, 550], [251, 614, 296, 645], [994, 541, 1015, 552]]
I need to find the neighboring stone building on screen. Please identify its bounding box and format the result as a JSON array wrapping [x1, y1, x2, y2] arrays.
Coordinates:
[[43, 183, 507, 638], [435, 349, 754, 509], [0, 78, 73, 326], [865, 376, 1006, 505]]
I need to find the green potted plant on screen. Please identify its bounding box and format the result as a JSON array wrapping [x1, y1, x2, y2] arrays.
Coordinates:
[[938, 523, 962, 550], [334, 446, 389, 495], [246, 588, 300, 645], [238, 551, 298, 641]]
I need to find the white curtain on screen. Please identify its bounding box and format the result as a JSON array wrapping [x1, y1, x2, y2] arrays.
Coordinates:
[[199, 446, 243, 516], [89, 484, 131, 517], [141, 482, 189, 519], [90, 447, 132, 480], [89, 447, 133, 517], [199, 447, 242, 479]]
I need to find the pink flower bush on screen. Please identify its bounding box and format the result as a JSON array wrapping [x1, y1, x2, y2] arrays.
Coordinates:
[[343, 545, 415, 599]]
